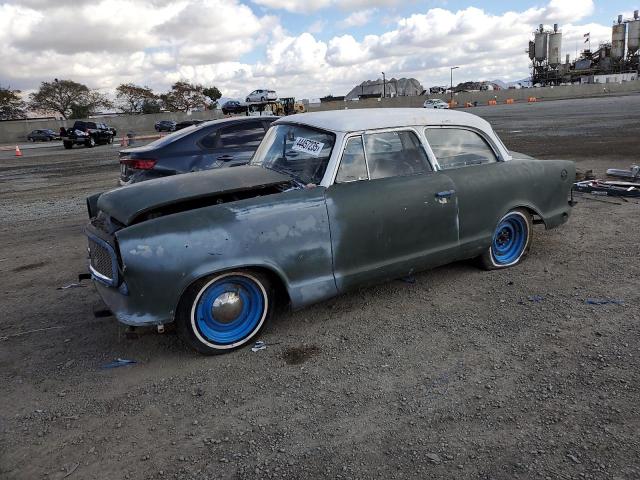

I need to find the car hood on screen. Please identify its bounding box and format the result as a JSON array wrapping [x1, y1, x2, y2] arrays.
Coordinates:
[[97, 166, 292, 226]]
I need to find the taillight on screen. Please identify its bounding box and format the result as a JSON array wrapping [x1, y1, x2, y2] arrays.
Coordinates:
[[120, 158, 157, 170]]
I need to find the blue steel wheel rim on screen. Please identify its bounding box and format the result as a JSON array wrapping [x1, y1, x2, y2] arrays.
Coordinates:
[[191, 273, 267, 348], [491, 213, 528, 266]]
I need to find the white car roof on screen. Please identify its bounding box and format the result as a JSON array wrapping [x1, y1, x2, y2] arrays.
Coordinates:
[[275, 108, 492, 134]]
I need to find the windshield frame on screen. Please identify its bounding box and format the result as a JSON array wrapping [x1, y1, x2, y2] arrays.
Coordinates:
[[250, 122, 338, 187]]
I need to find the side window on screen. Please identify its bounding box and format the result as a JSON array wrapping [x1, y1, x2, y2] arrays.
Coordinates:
[[336, 136, 368, 183], [424, 128, 498, 170], [200, 122, 265, 149], [363, 130, 431, 180]]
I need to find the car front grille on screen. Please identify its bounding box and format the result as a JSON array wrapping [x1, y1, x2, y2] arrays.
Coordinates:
[[88, 236, 118, 286]]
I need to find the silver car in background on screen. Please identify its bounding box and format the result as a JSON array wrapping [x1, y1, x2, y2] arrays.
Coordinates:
[[246, 89, 277, 103], [423, 99, 450, 109]]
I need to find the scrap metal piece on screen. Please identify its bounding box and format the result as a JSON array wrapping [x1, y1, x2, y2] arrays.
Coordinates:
[[573, 180, 640, 198], [606, 165, 639, 180]]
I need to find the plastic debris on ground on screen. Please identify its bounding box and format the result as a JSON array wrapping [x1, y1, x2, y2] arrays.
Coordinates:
[[101, 358, 137, 369], [57, 283, 87, 290], [585, 298, 625, 306], [573, 180, 640, 198], [528, 295, 544, 303], [400, 275, 416, 284], [251, 340, 267, 352]]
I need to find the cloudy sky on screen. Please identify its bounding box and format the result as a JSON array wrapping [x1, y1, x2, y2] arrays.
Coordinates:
[[0, 0, 635, 99]]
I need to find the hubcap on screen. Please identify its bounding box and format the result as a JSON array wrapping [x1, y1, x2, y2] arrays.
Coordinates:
[[192, 273, 268, 348], [211, 291, 243, 324]]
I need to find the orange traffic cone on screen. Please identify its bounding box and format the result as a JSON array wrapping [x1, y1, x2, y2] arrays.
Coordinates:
[[15, 146, 22, 157]]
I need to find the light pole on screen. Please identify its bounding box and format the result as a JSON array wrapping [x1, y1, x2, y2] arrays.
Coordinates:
[[450, 66, 459, 101], [381, 71, 386, 99]]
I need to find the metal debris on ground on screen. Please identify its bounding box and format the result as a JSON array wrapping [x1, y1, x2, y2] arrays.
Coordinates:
[[585, 298, 625, 306], [101, 358, 137, 369], [606, 165, 639, 180], [251, 340, 267, 352], [573, 180, 640, 198], [575, 169, 596, 181], [57, 283, 87, 290]]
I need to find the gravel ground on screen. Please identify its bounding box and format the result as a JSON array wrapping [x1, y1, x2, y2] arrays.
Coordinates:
[[1, 96, 639, 480]]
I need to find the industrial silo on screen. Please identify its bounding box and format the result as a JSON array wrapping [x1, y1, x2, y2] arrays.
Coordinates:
[[548, 25, 562, 66], [528, 41, 535, 60], [534, 30, 548, 61], [628, 11, 640, 56], [612, 16, 626, 60]]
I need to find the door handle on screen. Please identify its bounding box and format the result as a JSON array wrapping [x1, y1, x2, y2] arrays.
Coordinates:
[[435, 190, 455, 199], [217, 155, 234, 161]]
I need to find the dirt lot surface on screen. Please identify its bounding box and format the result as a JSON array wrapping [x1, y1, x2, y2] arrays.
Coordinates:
[[1, 96, 639, 480]]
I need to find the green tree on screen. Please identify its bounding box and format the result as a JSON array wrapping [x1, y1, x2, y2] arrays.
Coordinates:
[[141, 98, 161, 114], [116, 83, 157, 114], [203, 86, 222, 109], [0, 87, 27, 120], [28, 79, 111, 119], [160, 81, 206, 112]]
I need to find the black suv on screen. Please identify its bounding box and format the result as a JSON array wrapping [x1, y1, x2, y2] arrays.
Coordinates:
[[60, 121, 116, 149]]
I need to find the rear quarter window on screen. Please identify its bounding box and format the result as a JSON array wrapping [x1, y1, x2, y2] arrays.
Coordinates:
[[424, 128, 498, 170]]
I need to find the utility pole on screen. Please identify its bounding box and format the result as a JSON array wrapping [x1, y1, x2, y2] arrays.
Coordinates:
[[381, 72, 386, 98], [450, 66, 459, 101]]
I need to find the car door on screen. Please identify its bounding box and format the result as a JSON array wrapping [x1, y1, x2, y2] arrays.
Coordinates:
[[198, 120, 269, 169], [423, 126, 508, 254], [325, 130, 459, 292]]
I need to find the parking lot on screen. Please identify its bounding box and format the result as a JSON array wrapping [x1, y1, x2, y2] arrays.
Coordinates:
[[1, 95, 639, 480]]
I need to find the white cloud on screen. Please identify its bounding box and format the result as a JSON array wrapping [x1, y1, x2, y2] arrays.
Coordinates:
[[338, 8, 377, 28], [0, 0, 620, 100], [252, 0, 398, 13]]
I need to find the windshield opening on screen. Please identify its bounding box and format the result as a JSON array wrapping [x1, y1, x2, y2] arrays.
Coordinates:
[[250, 124, 335, 185]]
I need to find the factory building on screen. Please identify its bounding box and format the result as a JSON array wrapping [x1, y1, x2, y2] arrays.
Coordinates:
[[529, 12, 640, 86]]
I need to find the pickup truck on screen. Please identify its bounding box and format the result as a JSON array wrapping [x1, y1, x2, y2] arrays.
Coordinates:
[[60, 121, 116, 149]]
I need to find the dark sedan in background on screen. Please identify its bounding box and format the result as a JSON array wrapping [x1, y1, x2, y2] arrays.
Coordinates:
[[27, 129, 59, 141], [154, 120, 176, 132], [221, 100, 247, 115], [119, 116, 277, 184]]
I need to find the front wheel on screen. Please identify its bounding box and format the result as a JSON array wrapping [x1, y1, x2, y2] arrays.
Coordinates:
[[63, 141, 73, 149], [479, 209, 532, 270], [177, 271, 273, 355], [85, 137, 96, 148]]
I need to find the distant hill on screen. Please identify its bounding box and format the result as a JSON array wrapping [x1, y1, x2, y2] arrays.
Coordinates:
[[345, 78, 424, 100]]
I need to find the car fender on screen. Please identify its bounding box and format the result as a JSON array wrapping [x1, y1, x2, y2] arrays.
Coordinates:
[[113, 188, 337, 324]]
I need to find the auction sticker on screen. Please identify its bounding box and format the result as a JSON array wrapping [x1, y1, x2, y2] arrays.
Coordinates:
[[291, 137, 324, 157]]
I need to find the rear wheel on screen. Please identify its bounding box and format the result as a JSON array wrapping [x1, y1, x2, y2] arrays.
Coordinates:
[[479, 209, 532, 270], [63, 141, 73, 149], [177, 271, 273, 355]]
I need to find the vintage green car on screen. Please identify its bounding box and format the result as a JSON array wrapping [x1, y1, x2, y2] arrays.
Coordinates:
[[85, 108, 575, 354]]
